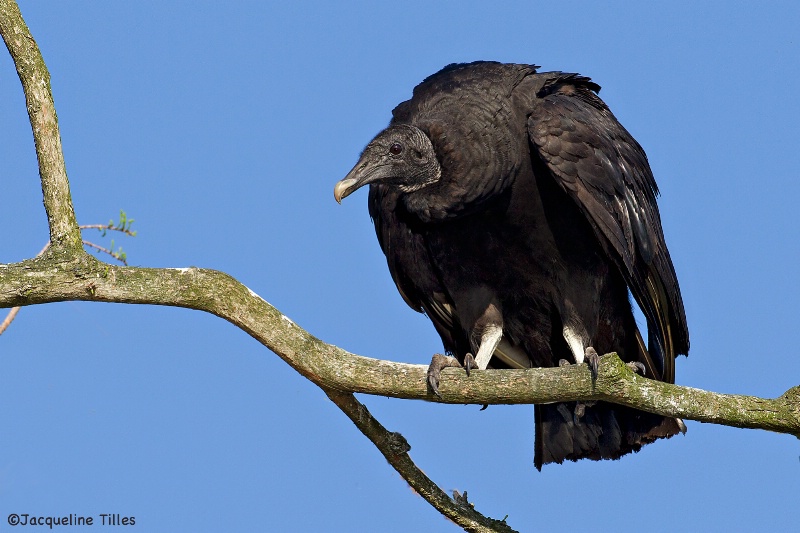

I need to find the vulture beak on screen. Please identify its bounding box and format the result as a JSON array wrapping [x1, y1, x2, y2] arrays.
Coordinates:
[[333, 175, 359, 204], [334, 159, 385, 203]]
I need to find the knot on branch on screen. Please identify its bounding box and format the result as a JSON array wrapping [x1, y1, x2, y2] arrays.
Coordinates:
[[384, 431, 411, 456], [452, 489, 473, 508], [592, 352, 632, 394]]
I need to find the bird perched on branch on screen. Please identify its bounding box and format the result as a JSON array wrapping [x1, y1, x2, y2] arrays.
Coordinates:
[[334, 61, 689, 469]]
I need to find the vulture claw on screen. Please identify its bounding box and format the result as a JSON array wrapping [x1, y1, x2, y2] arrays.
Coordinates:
[[463, 353, 477, 377], [584, 346, 600, 380], [627, 361, 647, 375], [427, 353, 462, 397]]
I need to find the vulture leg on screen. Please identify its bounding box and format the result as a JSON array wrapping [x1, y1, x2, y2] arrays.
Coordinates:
[[584, 346, 600, 379], [471, 323, 503, 371], [561, 346, 600, 422], [468, 301, 504, 372], [426, 311, 505, 396], [427, 354, 464, 397], [561, 320, 599, 379]]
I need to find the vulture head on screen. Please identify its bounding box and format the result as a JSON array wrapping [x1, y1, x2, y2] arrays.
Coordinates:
[[334, 124, 441, 203]]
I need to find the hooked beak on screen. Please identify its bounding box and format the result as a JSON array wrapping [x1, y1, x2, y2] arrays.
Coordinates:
[[333, 175, 359, 204], [334, 159, 387, 204]]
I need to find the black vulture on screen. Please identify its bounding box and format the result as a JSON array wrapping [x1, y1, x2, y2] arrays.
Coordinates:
[[334, 61, 689, 469]]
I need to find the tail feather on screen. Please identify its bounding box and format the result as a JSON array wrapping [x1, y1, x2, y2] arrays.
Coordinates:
[[534, 402, 681, 470]]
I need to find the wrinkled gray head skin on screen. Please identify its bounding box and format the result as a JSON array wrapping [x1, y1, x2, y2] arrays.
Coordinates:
[[334, 124, 441, 203]]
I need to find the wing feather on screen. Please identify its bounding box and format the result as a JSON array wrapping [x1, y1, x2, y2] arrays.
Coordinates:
[[368, 185, 460, 350], [528, 75, 689, 379]]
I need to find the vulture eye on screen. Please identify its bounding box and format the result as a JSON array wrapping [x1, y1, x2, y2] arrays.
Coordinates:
[[389, 143, 403, 155]]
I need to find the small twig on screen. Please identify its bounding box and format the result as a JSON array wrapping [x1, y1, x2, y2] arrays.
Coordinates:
[[80, 223, 136, 237], [82, 241, 127, 265], [0, 306, 21, 335], [324, 388, 517, 533]]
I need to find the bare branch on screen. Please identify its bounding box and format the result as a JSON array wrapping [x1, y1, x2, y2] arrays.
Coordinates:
[[1, 257, 798, 438], [0, 306, 21, 335], [325, 389, 516, 533], [0, 0, 81, 251]]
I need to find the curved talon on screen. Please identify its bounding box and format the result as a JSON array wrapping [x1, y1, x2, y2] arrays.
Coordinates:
[[558, 358, 571, 367], [427, 369, 443, 398], [426, 353, 462, 397], [463, 353, 477, 377], [627, 361, 647, 375], [584, 346, 600, 379]]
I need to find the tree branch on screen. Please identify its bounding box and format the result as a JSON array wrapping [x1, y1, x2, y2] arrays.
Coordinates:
[[0, 221, 133, 335], [325, 388, 516, 533], [0, 0, 81, 251], [1, 257, 798, 438]]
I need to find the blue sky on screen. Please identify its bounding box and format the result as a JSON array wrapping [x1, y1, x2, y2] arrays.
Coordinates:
[[2, 1, 799, 531]]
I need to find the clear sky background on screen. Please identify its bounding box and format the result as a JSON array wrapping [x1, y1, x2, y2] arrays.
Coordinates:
[[2, 2, 799, 531]]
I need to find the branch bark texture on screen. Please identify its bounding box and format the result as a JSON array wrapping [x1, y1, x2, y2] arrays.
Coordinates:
[[1, 256, 798, 437], [0, 0, 81, 250]]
